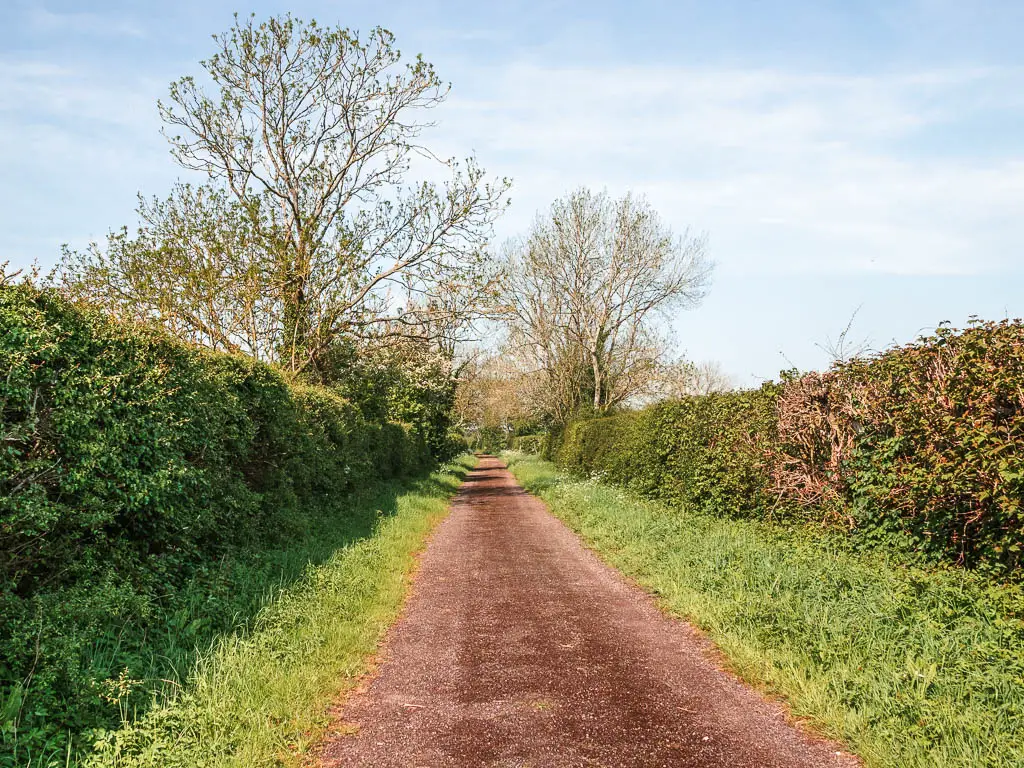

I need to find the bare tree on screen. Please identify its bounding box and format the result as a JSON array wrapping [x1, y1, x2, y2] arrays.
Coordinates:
[[0, 261, 22, 288], [62, 14, 509, 374], [645, 359, 735, 401], [687, 360, 735, 395], [502, 188, 712, 419], [455, 352, 531, 435]]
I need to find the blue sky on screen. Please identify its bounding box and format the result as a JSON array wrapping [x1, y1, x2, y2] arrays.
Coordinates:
[[2, 0, 1023, 384]]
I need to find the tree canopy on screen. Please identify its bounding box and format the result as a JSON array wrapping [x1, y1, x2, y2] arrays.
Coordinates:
[[500, 188, 712, 420], [62, 14, 509, 376]]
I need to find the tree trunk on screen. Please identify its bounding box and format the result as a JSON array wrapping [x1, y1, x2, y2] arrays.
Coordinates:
[[591, 348, 604, 413], [281, 254, 310, 372]]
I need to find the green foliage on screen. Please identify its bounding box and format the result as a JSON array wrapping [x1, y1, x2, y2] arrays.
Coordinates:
[[80, 458, 472, 768], [466, 424, 547, 455], [0, 285, 433, 763], [507, 454, 1024, 768], [469, 426, 506, 454], [319, 339, 459, 460], [551, 320, 1024, 575], [775, 319, 1024, 573], [549, 385, 780, 518], [510, 433, 547, 455]]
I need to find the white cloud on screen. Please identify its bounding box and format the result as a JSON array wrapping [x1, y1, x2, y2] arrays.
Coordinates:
[[0, 58, 177, 266], [0, 60, 159, 131], [430, 62, 1024, 276], [3, 45, 1022, 281]]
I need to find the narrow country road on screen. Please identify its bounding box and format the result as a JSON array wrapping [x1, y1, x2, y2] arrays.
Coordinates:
[[319, 457, 857, 768]]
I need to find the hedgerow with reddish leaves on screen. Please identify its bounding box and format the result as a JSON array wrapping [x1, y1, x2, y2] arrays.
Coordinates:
[[776, 319, 1024, 571], [548, 319, 1024, 576]]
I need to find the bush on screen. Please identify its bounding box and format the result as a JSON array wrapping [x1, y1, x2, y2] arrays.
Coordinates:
[[774, 319, 1024, 571], [0, 285, 431, 758], [549, 386, 780, 518], [510, 433, 548, 455], [318, 338, 458, 460], [550, 319, 1024, 575]]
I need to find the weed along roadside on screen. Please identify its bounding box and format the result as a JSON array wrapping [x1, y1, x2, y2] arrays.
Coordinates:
[[504, 453, 1024, 768]]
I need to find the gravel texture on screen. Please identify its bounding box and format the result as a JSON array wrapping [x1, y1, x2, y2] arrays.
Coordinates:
[[317, 457, 858, 767]]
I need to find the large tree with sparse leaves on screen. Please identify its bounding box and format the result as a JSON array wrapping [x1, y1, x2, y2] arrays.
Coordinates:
[[502, 188, 712, 419], [62, 14, 509, 375]]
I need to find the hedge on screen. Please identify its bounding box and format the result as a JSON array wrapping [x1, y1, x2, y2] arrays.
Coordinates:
[[547, 320, 1024, 575], [775, 319, 1024, 571], [0, 285, 430, 754], [548, 386, 780, 518]]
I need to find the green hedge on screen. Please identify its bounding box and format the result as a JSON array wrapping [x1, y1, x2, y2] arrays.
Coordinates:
[[548, 320, 1024, 575], [0, 286, 430, 756], [548, 386, 780, 518]]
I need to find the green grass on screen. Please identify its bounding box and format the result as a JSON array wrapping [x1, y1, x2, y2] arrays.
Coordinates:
[[64, 456, 473, 768], [504, 452, 1024, 768], [4, 467, 457, 768]]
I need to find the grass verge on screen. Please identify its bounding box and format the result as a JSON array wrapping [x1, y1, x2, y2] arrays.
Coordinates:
[[505, 452, 1024, 768], [75, 456, 473, 768]]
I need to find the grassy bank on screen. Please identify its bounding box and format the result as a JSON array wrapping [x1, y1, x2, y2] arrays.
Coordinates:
[[3, 471, 441, 767], [58, 457, 472, 768], [505, 452, 1024, 768]]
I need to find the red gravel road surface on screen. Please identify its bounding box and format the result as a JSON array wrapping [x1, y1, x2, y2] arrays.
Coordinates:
[[318, 457, 858, 768]]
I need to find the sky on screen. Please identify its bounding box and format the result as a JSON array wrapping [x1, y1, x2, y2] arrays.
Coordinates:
[[2, 0, 1023, 385]]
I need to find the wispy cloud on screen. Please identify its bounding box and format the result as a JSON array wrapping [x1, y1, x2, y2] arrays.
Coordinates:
[[25, 5, 146, 39], [0, 56, 176, 265], [0, 59, 156, 128], [434, 62, 1024, 277]]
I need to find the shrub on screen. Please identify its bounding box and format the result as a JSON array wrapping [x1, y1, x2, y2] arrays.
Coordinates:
[[550, 386, 780, 518], [775, 319, 1024, 571], [0, 285, 432, 757], [550, 319, 1024, 575], [318, 339, 458, 460], [510, 433, 548, 455]]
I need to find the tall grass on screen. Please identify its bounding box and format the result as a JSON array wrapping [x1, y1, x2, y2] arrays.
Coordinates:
[[505, 453, 1024, 768], [54, 457, 472, 768]]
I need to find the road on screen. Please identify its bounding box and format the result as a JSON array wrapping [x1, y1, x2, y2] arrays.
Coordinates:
[[318, 457, 856, 767]]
